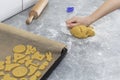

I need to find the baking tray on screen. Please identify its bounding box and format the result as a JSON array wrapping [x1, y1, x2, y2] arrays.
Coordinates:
[[0, 23, 67, 80]]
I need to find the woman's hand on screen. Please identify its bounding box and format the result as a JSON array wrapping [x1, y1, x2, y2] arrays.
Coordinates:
[[66, 16, 93, 28]]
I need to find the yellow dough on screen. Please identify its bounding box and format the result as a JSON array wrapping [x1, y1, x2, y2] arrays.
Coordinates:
[[29, 71, 41, 80], [35, 71, 42, 77], [39, 65, 45, 70], [20, 78, 27, 80], [30, 75, 37, 80], [46, 52, 53, 62], [39, 61, 49, 70], [18, 56, 30, 64], [25, 59, 32, 67], [25, 45, 37, 55], [31, 47, 37, 53], [25, 45, 32, 55], [43, 61, 49, 66], [0, 44, 53, 79], [13, 44, 26, 53], [70, 25, 95, 38], [12, 66, 28, 78], [5, 56, 11, 64], [32, 51, 45, 61], [13, 54, 25, 63], [28, 65, 38, 76], [5, 63, 20, 71], [87, 27, 95, 37], [0, 71, 4, 76], [0, 61, 4, 70], [2, 74, 17, 80], [25, 59, 39, 67]]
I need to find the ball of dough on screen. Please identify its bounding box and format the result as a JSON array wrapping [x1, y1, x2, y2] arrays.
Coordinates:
[[13, 45, 26, 53], [70, 25, 95, 38]]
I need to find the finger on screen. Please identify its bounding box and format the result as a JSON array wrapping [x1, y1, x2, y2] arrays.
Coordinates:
[[66, 17, 77, 23], [65, 20, 69, 24], [69, 23, 79, 27], [66, 23, 72, 28], [66, 21, 76, 27]]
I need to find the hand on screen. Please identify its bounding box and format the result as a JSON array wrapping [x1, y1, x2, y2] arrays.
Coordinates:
[[66, 16, 93, 28]]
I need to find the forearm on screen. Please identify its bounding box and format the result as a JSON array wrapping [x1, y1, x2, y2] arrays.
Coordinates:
[[89, 0, 120, 23]]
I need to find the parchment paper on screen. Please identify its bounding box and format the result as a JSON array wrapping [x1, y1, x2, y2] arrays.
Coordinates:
[[0, 23, 66, 80]]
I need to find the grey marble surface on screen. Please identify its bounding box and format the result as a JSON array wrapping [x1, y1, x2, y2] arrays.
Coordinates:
[[3, 0, 120, 80]]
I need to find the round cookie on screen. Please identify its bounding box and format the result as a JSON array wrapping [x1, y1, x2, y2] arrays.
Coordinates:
[[13, 45, 26, 53], [12, 66, 28, 78], [70, 25, 95, 38]]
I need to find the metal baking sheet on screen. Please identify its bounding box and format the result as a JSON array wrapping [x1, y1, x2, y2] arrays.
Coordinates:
[[0, 23, 67, 80]]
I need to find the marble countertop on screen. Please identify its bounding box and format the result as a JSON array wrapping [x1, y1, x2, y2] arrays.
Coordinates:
[[3, 0, 120, 80]]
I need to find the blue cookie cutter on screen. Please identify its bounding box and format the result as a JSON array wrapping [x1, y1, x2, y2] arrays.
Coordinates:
[[66, 7, 74, 13]]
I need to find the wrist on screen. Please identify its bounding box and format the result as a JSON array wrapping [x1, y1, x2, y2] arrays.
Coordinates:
[[85, 16, 95, 26], [88, 15, 96, 24]]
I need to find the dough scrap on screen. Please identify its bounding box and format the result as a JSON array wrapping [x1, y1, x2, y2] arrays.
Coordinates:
[[70, 25, 95, 38], [12, 66, 28, 78], [13, 44, 26, 53]]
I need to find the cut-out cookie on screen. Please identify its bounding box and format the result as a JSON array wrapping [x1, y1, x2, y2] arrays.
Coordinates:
[[0, 44, 53, 80], [20, 78, 27, 80], [2, 74, 17, 80], [0, 61, 4, 70], [46, 52, 53, 62], [5, 56, 12, 64], [39, 65, 45, 70], [25, 45, 32, 55], [25, 59, 39, 67], [39, 61, 49, 70], [0, 71, 4, 76], [29, 71, 42, 80], [30, 47, 37, 53], [13, 44, 26, 53], [18, 56, 30, 64], [28, 65, 38, 76], [12, 66, 28, 78], [32, 51, 45, 61], [5, 63, 20, 71], [13, 54, 25, 63], [25, 45, 36, 55], [43, 61, 49, 66], [35, 71, 42, 77], [25, 59, 32, 67]]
